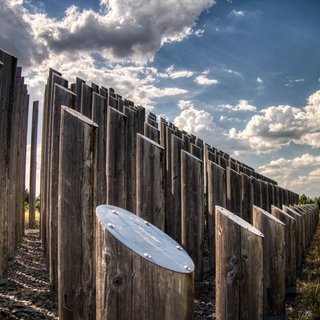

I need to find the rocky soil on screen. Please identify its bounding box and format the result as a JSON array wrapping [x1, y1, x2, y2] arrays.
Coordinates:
[[0, 229, 58, 319], [1, 223, 319, 319]]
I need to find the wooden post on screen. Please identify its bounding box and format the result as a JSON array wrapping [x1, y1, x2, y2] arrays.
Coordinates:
[[124, 106, 137, 213], [260, 180, 270, 212], [7, 67, 22, 261], [136, 134, 165, 230], [48, 85, 76, 293], [164, 127, 174, 237], [251, 177, 262, 207], [190, 143, 203, 160], [70, 77, 85, 112], [283, 205, 302, 272], [240, 173, 252, 223], [106, 107, 127, 208], [58, 106, 97, 319], [95, 205, 194, 320], [29, 101, 39, 229], [42, 71, 68, 266], [215, 206, 264, 320], [80, 82, 93, 118], [271, 205, 296, 294], [207, 161, 226, 270], [226, 167, 242, 217], [144, 122, 160, 144], [92, 92, 108, 206], [0, 51, 17, 284], [170, 135, 185, 243], [17, 87, 29, 243], [181, 150, 204, 283], [252, 205, 285, 319]]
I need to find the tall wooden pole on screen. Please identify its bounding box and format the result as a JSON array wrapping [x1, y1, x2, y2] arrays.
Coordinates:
[[0, 51, 17, 284], [92, 92, 108, 206], [271, 205, 296, 294], [181, 150, 204, 282], [106, 107, 127, 208], [207, 161, 226, 269], [216, 206, 264, 320], [58, 107, 98, 319], [29, 101, 39, 229], [253, 205, 286, 319], [136, 134, 165, 229], [48, 85, 76, 293]]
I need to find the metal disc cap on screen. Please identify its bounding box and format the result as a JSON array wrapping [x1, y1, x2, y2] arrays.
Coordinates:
[[96, 205, 194, 274]]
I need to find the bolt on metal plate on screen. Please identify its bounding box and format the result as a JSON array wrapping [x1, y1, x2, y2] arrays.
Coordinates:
[[96, 205, 194, 274]]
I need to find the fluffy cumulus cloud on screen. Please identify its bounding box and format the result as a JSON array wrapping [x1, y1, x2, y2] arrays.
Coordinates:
[[24, 52, 188, 111], [174, 90, 320, 157], [230, 90, 320, 153], [173, 100, 250, 153], [259, 154, 320, 197], [1, 0, 215, 65], [194, 71, 218, 85]]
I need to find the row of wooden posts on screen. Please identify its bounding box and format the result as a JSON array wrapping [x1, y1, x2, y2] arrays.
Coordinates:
[[37, 68, 319, 320], [0, 51, 318, 319], [0, 50, 39, 284]]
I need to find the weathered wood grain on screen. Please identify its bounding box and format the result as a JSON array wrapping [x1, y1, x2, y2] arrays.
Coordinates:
[[29, 101, 39, 229], [271, 205, 296, 294], [181, 150, 204, 282], [253, 205, 285, 319], [106, 107, 127, 208], [216, 206, 264, 320], [207, 161, 226, 270], [136, 134, 165, 230], [58, 106, 98, 319], [96, 205, 194, 320]]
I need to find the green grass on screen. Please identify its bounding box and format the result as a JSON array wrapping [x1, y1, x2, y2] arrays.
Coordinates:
[[288, 218, 320, 320]]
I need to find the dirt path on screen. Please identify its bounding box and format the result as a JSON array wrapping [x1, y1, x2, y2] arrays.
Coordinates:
[[0, 229, 57, 319]]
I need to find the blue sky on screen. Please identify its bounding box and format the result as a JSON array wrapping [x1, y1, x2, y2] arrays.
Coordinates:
[[1, 0, 320, 197]]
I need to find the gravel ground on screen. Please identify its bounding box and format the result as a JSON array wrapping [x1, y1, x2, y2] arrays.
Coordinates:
[[0, 229, 58, 319], [1, 223, 319, 319]]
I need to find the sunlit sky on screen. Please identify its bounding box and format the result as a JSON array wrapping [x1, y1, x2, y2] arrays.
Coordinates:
[[1, 0, 320, 197]]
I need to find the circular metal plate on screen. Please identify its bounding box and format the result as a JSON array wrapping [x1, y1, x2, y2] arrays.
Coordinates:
[[96, 205, 194, 274]]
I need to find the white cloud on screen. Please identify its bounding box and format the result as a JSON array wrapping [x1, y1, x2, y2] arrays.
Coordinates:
[[259, 154, 320, 198], [194, 71, 218, 85], [230, 10, 244, 17], [257, 77, 263, 83], [0, 0, 216, 65], [194, 29, 205, 37], [180, 90, 320, 155], [221, 99, 257, 112], [164, 65, 194, 79], [285, 78, 305, 87], [173, 100, 250, 154], [230, 90, 320, 153], [223, 68, 242, 77]]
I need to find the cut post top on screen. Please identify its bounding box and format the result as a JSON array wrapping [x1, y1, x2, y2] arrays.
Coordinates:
[[253, 205, 285, 226], [216, 206, 264, 238], [96, 205, 194, 274], [271, 205, 296, 221]]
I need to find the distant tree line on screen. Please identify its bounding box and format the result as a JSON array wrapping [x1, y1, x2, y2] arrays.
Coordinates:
[[24, 189, 40, 211], [299, 193, 320, 209]]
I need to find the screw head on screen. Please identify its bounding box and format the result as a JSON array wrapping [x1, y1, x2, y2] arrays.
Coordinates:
[[143, 253, 152, 259], [107, 223, 115, 229], [111, 210, 118, 215], [184, 265, 191, 271], [176, 245, 182, 250], [144, 221, 150, 226]]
